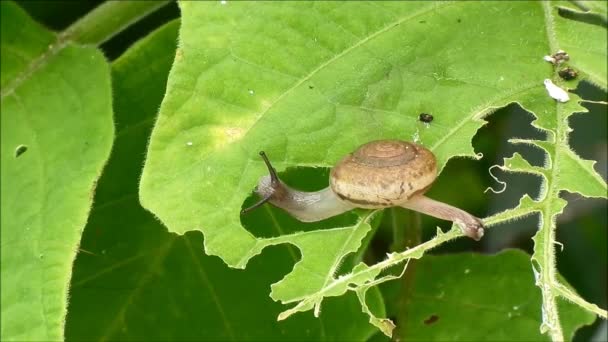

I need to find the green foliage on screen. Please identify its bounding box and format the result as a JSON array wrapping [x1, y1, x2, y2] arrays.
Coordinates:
[[387, 250, 594, 341], [0, 1, 606, 341], [0, 2, 113, 340], [64, 20, 380, 341], [140, 1, 606, 339]]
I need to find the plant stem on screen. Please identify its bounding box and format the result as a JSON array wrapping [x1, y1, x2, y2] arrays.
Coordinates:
[[390, 207, 421, 251], [63, 0, 172, 45], [392, 208, 421, 338]]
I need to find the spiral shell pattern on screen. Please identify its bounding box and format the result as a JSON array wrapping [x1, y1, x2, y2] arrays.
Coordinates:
[[330, 140, 437, 208]]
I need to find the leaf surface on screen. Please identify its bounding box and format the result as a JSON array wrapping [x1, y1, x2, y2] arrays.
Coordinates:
[[65, 20, 381, 341], [0, 2, 113, 340], [551, 1, 607, 89], [388, 250, 595, 341], [489, 4, 608, 339], [139, 1, 607, 337]]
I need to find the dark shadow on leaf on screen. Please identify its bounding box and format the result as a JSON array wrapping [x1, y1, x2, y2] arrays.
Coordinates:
[[558, 6, 607, 29], [423, 314, 439, 325]]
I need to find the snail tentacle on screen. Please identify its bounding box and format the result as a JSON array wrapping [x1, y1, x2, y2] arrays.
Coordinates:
[[240, 151, 278, 214]]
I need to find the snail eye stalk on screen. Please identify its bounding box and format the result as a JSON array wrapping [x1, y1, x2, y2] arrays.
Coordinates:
[[240, 193, 273, 214], [259, 151, 279, 185], [240, 151, 278, 215]]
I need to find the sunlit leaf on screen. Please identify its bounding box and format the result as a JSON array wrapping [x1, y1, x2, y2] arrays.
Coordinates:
[[139, 1, 606, 338], [0, 2, 113, 340], [65, 20, 381, 341]]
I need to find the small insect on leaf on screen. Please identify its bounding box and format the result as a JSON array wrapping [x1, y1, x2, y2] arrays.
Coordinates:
[[543, 50, 569, 65], [558, 68, 577, 80], [424, 315, 439, 325], [419, 113, 434, 123]]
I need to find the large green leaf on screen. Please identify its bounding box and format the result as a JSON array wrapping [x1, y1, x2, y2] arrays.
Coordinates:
[[552, 1, 607, 89], [385, 250, 595, 341], [482, 3, 607, 339], [139, 1, 606, 338], [65, 19, 381, 341], [0, 2, 113, 341]]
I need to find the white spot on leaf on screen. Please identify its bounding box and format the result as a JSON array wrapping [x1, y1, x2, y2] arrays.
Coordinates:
[[543, 79, 569, 103], [412, 129, 420, 143], [543, 55, 556, 64]]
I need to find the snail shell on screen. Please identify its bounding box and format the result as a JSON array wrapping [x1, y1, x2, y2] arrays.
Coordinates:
[[329, 140, 437, 208]]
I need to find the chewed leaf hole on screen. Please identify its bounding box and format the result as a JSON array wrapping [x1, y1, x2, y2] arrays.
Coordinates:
[[15, 145, 28, 157], [240, 166, 358, 238], [423, 314, 439, 325]]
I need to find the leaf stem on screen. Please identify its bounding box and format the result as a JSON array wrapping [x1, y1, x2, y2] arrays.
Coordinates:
[[554, 282, 608, 319], [279, 226, 462, 320], [62, 0, 172, 45], [534, 3, 565, 340]]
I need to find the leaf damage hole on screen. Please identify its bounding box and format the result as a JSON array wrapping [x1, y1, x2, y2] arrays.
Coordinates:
[[15, 145, 28, 157], [424, 314, 439, 325]]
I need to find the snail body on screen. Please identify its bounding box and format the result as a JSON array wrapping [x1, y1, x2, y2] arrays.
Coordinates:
[[243, 139, 484, 240]]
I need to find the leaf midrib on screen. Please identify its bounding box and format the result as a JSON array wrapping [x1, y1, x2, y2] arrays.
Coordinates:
[[532, 2, 565, 340], [0, 36, 67, 100]]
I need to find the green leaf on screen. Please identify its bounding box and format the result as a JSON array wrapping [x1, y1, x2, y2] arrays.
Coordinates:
[[65, 19, 381, 341], [492, 4, 608, 339], [139, 1, 606, 338], [551, 1, 607, 89], [388, 250, 595, 341], [0, 2, 113, 341]]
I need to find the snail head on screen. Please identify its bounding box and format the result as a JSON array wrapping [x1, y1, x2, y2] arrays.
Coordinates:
[[240, 151, 280, 214]]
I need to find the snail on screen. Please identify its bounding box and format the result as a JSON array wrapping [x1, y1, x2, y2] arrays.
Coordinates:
[[241, 140, 484, 240]]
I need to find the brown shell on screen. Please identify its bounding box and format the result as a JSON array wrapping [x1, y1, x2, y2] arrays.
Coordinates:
[[329, 140, 437, 208]]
